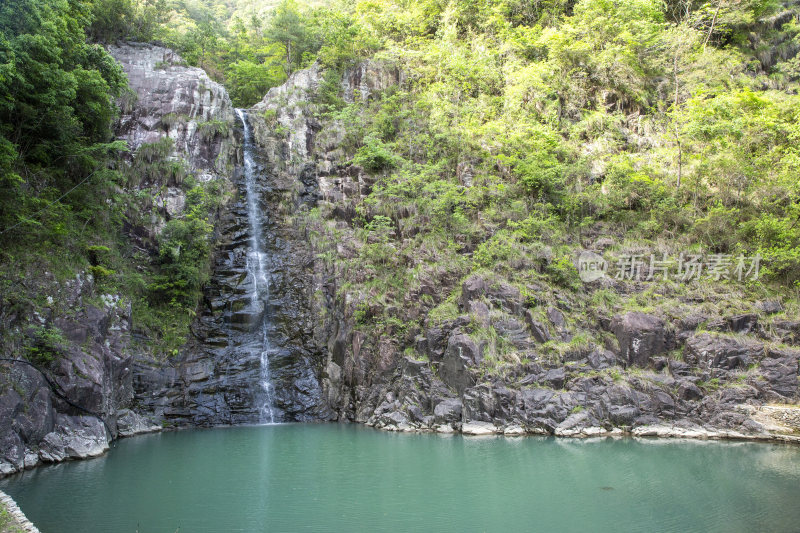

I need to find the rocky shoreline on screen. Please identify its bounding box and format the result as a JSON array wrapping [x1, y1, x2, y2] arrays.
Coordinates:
[[0, 410, 797, 482], [369, 414, 800, 444]]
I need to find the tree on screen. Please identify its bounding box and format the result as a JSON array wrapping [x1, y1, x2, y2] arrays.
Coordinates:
[[266, 0, 307, 76], [225, 49, 286, 107], [0, 0, 126, 241]]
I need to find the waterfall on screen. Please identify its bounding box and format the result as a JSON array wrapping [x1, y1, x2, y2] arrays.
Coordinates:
[[236, 108, 276, 424]]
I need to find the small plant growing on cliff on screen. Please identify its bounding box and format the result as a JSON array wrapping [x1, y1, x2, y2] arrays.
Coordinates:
[[25, 326, 68, 365], [699, 378, 721, 392], [197, 119, 230, 141], [88, 265, 115, 280], [135, 137, 174, 163], [546, 255, 581, 290], [262, 109, 278, 126], [353, 301, 370, 325], [160, 113, 184, 129], [607, 368, 624, 382], [86, 245, 115, 281]]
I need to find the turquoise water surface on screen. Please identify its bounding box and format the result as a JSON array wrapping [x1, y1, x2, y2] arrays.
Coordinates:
[[2, 423, 799, 532]]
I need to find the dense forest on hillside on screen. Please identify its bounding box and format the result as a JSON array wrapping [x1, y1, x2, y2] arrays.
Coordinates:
[[1, 0, 800, 360]]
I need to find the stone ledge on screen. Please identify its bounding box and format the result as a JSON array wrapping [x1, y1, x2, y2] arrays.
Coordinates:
[[0, 490, 40, 533]]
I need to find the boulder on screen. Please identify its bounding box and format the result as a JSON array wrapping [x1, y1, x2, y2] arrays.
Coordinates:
[[459, 275, 523, 315], [524, 310, 551, 343], [433, 398, 463, 424], [460, 275, 488, 307], [611, 312, 670, 367], [652, 390, 676, 417], [378, 410, 409, 428], [439, 334, 482, 394], [756, 300, 782, 315], [543, 368, 566, 389], [675, 314, 707, 343], [684, 333, 763, 370], [726, 314, 758, 334], [599, 385, 643, 426], [467, 300, 490, 327], [492, 317, 532, 349], [116, 409, 161, 437], [462, 384, 516, 422], [489, 283, 524, 315], [516, 387, 573, 429], [38, 415, 109, 463], [773, 320, 800, 344], [677, 380, 704, 401], [758, 348, 799, 400], [668, 360, 693, 377], [461, 421, 498, 435], [546, 307, 566, 329], [587, 349, 617, 370]]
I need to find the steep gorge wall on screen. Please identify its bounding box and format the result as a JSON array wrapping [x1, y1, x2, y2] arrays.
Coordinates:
[[0, 43, 239, 476]]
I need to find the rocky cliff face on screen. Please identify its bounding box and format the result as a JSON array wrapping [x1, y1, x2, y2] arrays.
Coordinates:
[[118, 46, 327, 426], [135, 115, 328, 426], [0, 276, 137, 475], [109, 42, 237, 235], [246, 61, 800, 442], [0, 43, 238, 476], [2, 47, 798, 478]]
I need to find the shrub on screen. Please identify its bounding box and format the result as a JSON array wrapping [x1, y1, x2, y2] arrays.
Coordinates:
[[353, 134, 402, 172], [546, 255, 580, 289], [149, 217, 212, 307]]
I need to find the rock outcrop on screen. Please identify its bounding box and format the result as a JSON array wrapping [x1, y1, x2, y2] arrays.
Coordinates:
[[0, 274, 142, 475], [243, 60, 800, 443], [611, 312, 671, 367]]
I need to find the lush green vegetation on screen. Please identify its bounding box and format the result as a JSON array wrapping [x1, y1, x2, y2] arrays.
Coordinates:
[[316, 0, 800, 288], [286, 0, 800, 348], [0, 0, 226, 357], [2, 0, 800, 361]]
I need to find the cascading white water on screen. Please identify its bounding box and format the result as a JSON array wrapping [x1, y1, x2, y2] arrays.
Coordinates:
[[236, 108, 276, 424]]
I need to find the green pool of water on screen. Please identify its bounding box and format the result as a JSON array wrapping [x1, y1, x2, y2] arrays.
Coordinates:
[[2, 424, 799, 532]]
